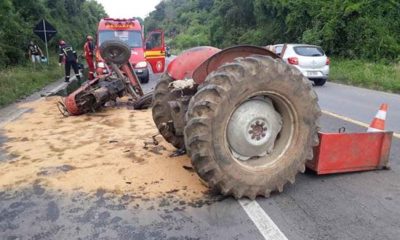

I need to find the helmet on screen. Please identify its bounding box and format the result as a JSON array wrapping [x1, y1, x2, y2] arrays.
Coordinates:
[[59, 40, 66, 45], [87, 35, 93, 41]]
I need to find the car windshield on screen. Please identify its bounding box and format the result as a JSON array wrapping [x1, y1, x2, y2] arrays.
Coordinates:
[[294, 46, 324, 57], [98, 30, 142, 48]]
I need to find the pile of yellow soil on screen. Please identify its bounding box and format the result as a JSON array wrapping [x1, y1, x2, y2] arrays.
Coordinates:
[[0, 97, 208, 200]]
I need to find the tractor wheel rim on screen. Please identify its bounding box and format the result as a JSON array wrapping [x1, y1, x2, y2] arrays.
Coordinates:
[[226, 96, 283, 161]]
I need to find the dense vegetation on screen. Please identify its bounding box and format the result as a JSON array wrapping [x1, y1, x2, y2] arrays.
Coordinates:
[[329, 58, 400, 92], [0, 0, 106, 107], [145, 0, 400, 62], [0, 58, 63, 107], [0, 0, 106, 68]]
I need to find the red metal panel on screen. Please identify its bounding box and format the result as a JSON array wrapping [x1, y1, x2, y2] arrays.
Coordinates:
[[192, 45, 278, 84], [167, 46, 220, 80], [121, 64, 143, 96], [307, 131, 393, 175]]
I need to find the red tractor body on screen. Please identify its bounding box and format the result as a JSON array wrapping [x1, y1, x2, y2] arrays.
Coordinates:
[[166, 45, 279, 84], [59, 41, 147, 116], [166, 46, 220, 81]]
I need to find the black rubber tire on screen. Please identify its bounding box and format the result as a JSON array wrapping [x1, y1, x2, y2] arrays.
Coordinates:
[[313, 78, 327, 86], [184, 55, 321, 199], [152, 73, 185, 149], [133, 91, 153, 109], [140, 74, 150, 84], [100, 40, 131, 64]]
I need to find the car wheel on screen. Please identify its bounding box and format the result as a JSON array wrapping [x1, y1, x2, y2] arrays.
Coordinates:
[[140, 74, 150, 84], [313, 78, 326, 86]]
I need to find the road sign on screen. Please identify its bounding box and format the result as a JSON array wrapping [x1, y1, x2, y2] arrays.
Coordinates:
[[33, 19, 57, 42], [33, 19, 57, 64]]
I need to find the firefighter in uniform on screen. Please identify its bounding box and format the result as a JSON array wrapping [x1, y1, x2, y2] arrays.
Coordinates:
[[59, 40, 81, 83], [83, 35, 95, 80]]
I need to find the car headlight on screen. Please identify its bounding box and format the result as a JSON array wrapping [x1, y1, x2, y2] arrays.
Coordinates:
[[97, 62, 105, 68], [135, 61, 147, 68]]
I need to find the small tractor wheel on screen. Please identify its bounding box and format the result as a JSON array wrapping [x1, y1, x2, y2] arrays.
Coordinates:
[[184, 55, 321, 199], [152, 73, 185, 149], [100, 40, 131, 65], [133, 91, 153, 109]]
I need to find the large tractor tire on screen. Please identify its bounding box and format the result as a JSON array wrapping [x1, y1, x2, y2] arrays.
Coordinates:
[[152, 73, 185, 149], [184, 55, 321, 199]]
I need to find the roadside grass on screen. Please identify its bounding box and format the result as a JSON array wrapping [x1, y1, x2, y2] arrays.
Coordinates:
[[330, 58, 400, 93], [0, 57, 63, 107]]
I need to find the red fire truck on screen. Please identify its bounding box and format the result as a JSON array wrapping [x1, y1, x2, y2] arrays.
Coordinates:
[[96, 18, 166, 83]]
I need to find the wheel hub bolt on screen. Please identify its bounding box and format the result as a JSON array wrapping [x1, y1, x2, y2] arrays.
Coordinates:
[[248, 121, 267, 141]]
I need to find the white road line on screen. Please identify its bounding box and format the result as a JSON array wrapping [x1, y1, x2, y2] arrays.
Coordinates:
[[239, 199, 288, 240], [322, 110, 400, 139]]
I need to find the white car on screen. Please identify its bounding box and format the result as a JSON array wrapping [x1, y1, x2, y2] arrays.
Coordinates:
[[271, 44, 330, 86]]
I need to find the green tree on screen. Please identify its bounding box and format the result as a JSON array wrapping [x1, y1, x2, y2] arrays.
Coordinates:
[[0, 0, 107, 69]]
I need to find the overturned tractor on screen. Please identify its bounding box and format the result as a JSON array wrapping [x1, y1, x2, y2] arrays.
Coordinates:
[[152, 46, 321, 199], [58, 40, 152, 116]]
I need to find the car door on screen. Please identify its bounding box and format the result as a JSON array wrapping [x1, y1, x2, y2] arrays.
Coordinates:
[[144, 30, 166, 73]]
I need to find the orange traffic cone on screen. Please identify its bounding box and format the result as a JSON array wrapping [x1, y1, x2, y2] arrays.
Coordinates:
[[367, 103, 388, 132]]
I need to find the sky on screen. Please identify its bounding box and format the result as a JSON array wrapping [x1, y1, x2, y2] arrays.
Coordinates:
[[96, 0, 162, 19]]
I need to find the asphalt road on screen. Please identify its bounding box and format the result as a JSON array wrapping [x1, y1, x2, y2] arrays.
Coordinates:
[[315, 82, 400, 133], [1, 65, 399, 239]]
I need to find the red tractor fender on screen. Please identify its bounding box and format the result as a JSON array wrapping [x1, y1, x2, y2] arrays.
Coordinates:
[[65, 93, 81, 115], [192, 45, 278, 84], [64, 78, 102, 115], [167, 46, 220, 80]]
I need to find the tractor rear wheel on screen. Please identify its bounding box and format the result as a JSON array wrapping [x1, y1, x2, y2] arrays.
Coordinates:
[[184, 55, 321, 199], [152, 73, 185, 149]]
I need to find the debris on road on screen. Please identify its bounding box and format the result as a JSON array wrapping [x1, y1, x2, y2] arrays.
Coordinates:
[[143, 133, 160, 149], [169, 148, 186, 157], [0, 97, 210, 204], [182, 165, 194, 172]]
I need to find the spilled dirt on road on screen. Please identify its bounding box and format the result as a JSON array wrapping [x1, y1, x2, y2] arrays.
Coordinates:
[[0, 97, 213, 205]]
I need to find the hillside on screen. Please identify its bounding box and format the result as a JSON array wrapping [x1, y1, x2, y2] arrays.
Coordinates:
[[145, 0, 400, 61]]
